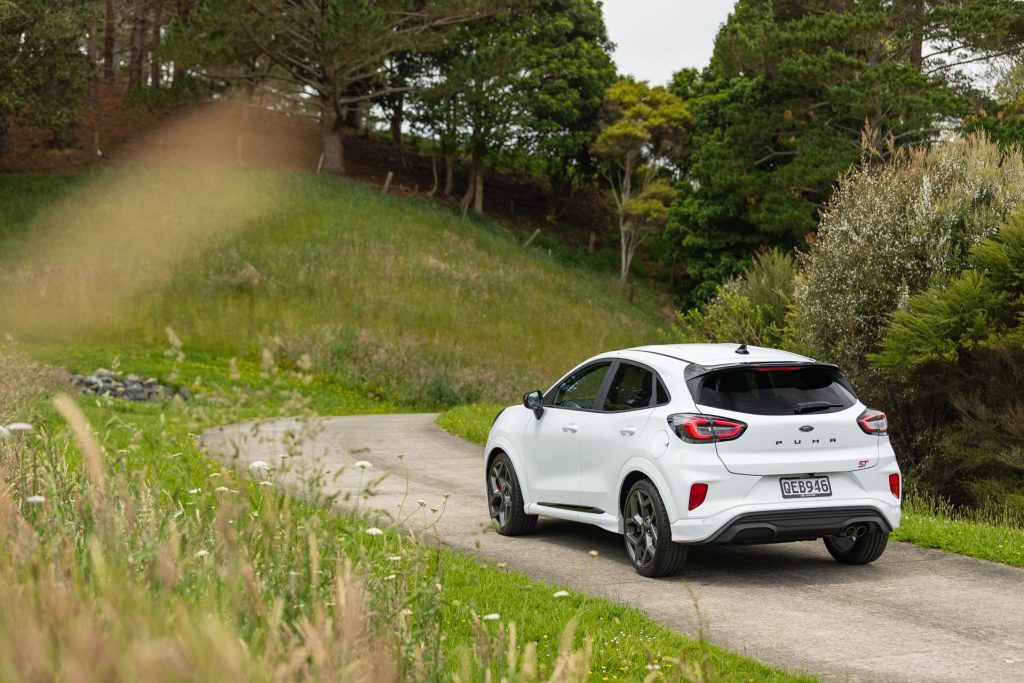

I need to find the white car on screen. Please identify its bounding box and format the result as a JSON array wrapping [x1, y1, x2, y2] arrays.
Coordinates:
[[484, 343, 901, 577]]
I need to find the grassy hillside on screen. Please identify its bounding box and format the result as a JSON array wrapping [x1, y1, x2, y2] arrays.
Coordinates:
[[0, 167, 666, 407]]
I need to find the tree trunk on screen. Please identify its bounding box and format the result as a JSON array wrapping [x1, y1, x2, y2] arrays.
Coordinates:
[[320, 105, 345, 174], [86, 22, 101, 105], [474, 163, 484, 215], [0, 118, 10, 156], [443, 154, 454, 196], [128, 8, 148, 90], [619, 220, 633, 282], [460, 162, 476, 214], [390, 96, 403, 146], [103, 0, 116, 81], [150, 3, 163, 88], [427, 155, 439, 196], [460, 150, 485, 216], [171, 0, 193, 86]]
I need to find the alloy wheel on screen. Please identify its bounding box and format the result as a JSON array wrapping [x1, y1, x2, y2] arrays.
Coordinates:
[[488, 459, 513, 528], [624, 488, 658, 568]]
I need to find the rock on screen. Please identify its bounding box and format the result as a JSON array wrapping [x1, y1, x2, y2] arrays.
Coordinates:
[[68, 366, 192, 403]]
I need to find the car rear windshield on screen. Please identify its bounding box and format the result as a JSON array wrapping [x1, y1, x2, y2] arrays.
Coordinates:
[[692, 365, 857, 416]]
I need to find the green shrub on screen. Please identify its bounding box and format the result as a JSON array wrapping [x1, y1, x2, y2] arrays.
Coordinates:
[[870, 216, 1024, 509], [792, 133, 1024, 390], [672, 247, 797, 349]]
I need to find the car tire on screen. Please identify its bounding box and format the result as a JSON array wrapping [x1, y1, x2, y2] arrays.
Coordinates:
[[623, 479, 688, 577], [486, 452, 537, 536], [823, 530, 889, 565]]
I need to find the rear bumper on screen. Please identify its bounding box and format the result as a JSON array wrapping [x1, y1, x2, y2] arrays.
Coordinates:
[[669, 499, 901, 543], [700, 506, 892, 544]]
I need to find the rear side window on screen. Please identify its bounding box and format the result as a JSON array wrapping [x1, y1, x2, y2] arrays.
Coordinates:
[[656, 379, 670, 406], [694, 366, 857, 416], [603, 363, 654, 411]]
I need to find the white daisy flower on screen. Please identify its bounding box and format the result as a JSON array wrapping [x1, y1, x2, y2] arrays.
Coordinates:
[[553, 590, 569, 598], [365, 527, 384, 536], [482, 613, 500, 622], [248, 460, 269, 471], [194, 549, 209, 558], [354, 460, 373, 470]]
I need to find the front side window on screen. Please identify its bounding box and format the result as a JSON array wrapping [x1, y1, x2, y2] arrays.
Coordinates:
[[550, 362, 611, 410], [603, 363, 654, 412]]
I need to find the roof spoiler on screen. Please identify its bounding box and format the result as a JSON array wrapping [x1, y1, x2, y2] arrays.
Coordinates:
[[683, 360, 838, 382]]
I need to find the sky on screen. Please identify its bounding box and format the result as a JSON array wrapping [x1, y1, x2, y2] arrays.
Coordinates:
[[602, 0, 736, 85]]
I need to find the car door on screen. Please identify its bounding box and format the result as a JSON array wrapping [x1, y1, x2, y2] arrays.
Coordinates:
[[523, 361, 612, 507], [578, 361, 657, 513]]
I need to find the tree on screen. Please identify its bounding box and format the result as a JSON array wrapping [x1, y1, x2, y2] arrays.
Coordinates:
[[0, 0, 94, 152], [667, 0, 1024, 304], [592, 80, 690, 282], [410, 0, 613, 216], [792, 134, 1024, 391], [869, 213, 1024, 507], [517, 0, 615, 220], [177, 0, 504, 175]]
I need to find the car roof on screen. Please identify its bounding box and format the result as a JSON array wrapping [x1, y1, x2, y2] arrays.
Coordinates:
[[623, 343, 817, 368]]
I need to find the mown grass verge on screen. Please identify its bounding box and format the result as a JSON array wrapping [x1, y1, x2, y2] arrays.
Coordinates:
[[438, 405, 1024, 570], [892, 496, 1024, 568]]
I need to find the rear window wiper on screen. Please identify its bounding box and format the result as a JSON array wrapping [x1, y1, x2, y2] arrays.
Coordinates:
[[794, 401, 845, 414]]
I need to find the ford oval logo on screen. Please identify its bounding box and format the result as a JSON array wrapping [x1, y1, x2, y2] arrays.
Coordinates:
[[799, 425, 814, 432]]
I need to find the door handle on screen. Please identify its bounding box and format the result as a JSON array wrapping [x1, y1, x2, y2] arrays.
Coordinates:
[[620, 426, 637, 436], [562, 424, 579, 433]]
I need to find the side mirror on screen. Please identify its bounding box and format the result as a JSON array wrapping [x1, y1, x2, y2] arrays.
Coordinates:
[[523, 390, 544, 419]]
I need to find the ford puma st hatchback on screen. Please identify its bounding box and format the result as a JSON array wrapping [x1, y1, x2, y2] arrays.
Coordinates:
[[483, 344, 901, 577]]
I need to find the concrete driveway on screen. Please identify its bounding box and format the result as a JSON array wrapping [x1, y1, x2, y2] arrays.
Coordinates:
[[202, 413, 1024, 683]]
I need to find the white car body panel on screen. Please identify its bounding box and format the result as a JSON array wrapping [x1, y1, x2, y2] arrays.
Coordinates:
[[483, 343, 902, 547]]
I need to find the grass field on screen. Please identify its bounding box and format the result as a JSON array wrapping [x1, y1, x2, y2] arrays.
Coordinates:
[[0, 169, 816, 681], [437, 405, 1024, 569]]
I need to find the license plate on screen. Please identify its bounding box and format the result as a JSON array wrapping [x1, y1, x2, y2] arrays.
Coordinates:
[[780, 476, 832, 498]]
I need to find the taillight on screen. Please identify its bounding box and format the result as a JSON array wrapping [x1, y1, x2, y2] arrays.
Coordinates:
[[889, 473, 901, 499], [668, 413, 747, 443], [857, 409, 888, 435], [688, 483, 709, 510]]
